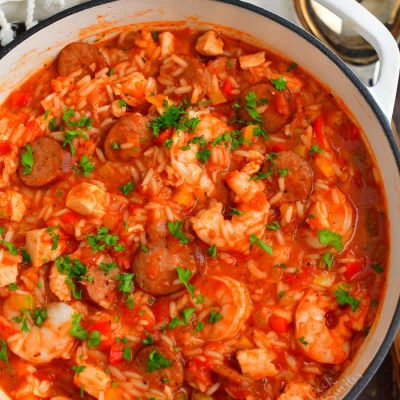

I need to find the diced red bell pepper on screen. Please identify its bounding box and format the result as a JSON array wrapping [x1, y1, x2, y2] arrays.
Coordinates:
[[25, 119, 41, 134], [155, 127, 173, 145], [269, 315, 289, 333], [0, 142, 11, 156], [128, 203, 141, 213], [270, 143, 287, 152], [9, 92, 31, 108], [109, 343, 123, 365], [60, 211, 80, 225], [343, 261, 363, 281], [313, 114, 326, 149], [222, 78, 234, 97], [88, 320, 113, 349]]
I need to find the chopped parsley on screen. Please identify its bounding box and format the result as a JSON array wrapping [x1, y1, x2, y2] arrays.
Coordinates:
[[62, 108, 93, 129], [212, 132, 231, 147], [287, 62, 298, 72], [194, 321, 204, 333], [176, 266, 204, 304], [48, 117, 57, 131], [208, 311, 223, 324], [119, 181, 135, 195], [98, 261, 117, 275], [149, 101, 199, 137], [12, 309, 30, 333], [116, 273, 134, 293], [86, 226, 125, 253], [122, 346, 132, 361], [79, 155, 95, 177], [21, 144, 33, 175], [266, 221, 280, 231], [118, 99, 127, 108], [167, 221, 189, 244], [372, 263, 383, 274], [62, 130, 88, 155], [310, 144, 323, 155], [140, 244, 149, 253], [249, 167, 273, 181], [19, 247, 31, 263], [197, 149, 211, 164], [249, 234, 273, 255], [317, 229, 343, 252], [278, 290, 285, 299], [0, 240, 18, 255], [46, 226, 60, 250], [335, 286, 360, 312], [88, 330, 101, 349], [322, 250, 335, 269], [164, 139, 173, 149], [147, 349, 172, 372], [72, 365, 87, 374], [32, 307, 47, 327], [0, 340, 8, 365], [207, 245, 217, 258], [143, 334, 154, 345], [151, 31, 159, 42], [244, 92, 262, 123], [7, 282, 18, 291], [69, 313, 88, 341], [278, 168, 289, 177], [270, 76, 287, 91], [182, 308, 195, 324], [111, 141, 120, 150], [298, 336, 308, 345], [230, 207, 244, 216]]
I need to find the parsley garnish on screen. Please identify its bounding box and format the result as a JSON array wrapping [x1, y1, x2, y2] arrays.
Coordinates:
[[244, 92, 262, 123], [287, 62, 298, 72], [167, 221, 189, 244], [86, 226, 125, 253], [122, 346, 132, 361], [249, 234, 273, 254], [12, 309, 30, 333], [116, 273, 134, 293], [119, 181, 135, 195], [208, 311, 223, 324], [335, 286, 360, 312], [140, 244, 149, 253], [266, 221, 280, 231], [0, 240, 18, 255], [69, 313, 88, 341], [322, 250, 334, 269], [98, 262, 117, 275], [230, 207, 244, 216], [147, 350, 172, 372], [310, 144, 323, 155], [111, 141, 120, 150], [197, 149, 211, 164], [0, 340, 8, 365], [372, 264, 383, 274], [298, 336, 308, 345], [21, 144, 33, 175], [32, 307, 47, 327], [88, 330, 101, 349], [48, 117, 57, 131], [317, 229, 343, 252], [207, 245, 217, 258], [8, 282, 18, 291], [194, 321, 204, 333], [278, 168, 289, 177], [249, 167, 273, 181], [118, 99, 127, 108], [164, 139, 173, 149], [151, 31, 159, 42], [79, 155, 95, 177], [270, 76, 287, 91], [72, 365, 87, 374], [143, 334, 154, 345]]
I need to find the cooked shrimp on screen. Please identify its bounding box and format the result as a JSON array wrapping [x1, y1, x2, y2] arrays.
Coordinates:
[[5, 302, 76, 364], [195, 276, 252, 341], [112, 72, 147, 107], [295, 290, 351, 364], [191, 163, 269, 252], [307, 185, 354, 240], [73, 363, 111, 399], [278, 382, 316, 400]]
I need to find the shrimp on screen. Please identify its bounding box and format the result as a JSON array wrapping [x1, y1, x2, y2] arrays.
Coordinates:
[[5, 301, 76, 364], [195, 276, 252, 341], [191, 160, 269, 252], [112, 72, 147, 107], [307, 185, 354, 239], [278, 382, 316, 400], [295, 290, 351, 364]]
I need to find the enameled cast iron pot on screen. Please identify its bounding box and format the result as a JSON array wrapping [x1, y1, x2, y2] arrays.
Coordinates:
[[0, 0, 399, 399]]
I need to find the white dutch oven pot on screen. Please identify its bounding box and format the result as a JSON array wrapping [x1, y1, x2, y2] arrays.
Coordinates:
[[0, 0, 399, 399]]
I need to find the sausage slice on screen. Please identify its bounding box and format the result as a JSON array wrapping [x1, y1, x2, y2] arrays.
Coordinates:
[[240, 83, 297, 133], [132, 238, 197, 296], [18, 137, 71, 187], [133, 346, 183, 392], [264, 151, 313, 202], [57, 42, 106, 78], [103, 113, 151, 161]]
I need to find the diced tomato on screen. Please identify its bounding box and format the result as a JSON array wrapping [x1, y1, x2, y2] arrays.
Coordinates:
[[25, 119, 41, 135], [344, 261, 363, 281], [222, 78, 234, 97], [0, 142, 11, 156], [109, 343, 123, 365], [312, 114, 326, 149], [151, 300, 170, 323], [269, 315, 289, 333], [60, 211, 80, 225], [9, 92, 31, 108], [155, 127, 173, 145], [128, 203, 141, 213]]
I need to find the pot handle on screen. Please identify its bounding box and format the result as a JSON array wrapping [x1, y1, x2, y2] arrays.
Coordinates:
[[315, 0, 400, 120]]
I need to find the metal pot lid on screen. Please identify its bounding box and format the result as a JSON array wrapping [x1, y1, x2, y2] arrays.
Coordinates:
[[293, 0, 400, 65]]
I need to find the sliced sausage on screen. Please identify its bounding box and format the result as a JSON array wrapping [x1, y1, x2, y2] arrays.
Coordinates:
[[132, 238, 197, 296], [211, 364, 268, 399], [271, 151, 313, 202], [240, 83, 297, 133], [103, 113, 152, 161], [57, 42, 106, 78], [133, 345, 183, 392], [18, 137, 71, 187]]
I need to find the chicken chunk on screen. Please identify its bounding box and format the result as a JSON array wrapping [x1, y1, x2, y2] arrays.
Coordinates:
[[66, 182, 108, 218], [0, 190, 26, 222], [159, 32, 175, 58], [239, 51, 265, 69], [26, 228, 63, 267], [49, 262, 71, 302], [195, 31, 224, 56], [73, 364, 111, 399], [237, 349, 278, 379], [0, 252, 21, 288]]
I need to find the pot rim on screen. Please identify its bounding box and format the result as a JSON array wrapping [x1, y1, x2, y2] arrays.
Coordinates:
[[0, 0, 399, 398]]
